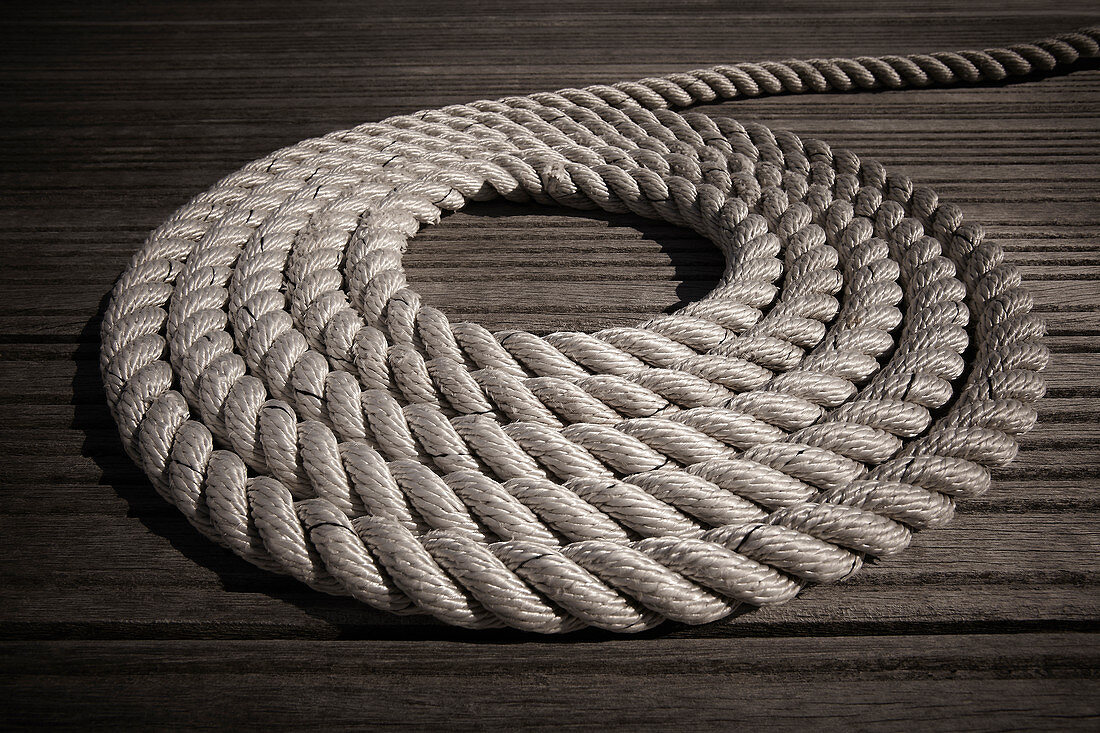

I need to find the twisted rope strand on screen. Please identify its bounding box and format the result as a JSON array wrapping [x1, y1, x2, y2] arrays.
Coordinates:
[[101, 27, 1099, 632]]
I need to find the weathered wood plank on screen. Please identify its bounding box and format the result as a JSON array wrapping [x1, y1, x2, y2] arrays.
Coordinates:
[[2, 635, 1098, 731], [3, 584, 1098, 641], [4, 511, 1095, 582], [5, 633, 1096, 679], [5, 676, 1096, 731]]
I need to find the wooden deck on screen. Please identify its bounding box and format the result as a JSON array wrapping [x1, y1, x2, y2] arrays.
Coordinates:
[[2, 1, 1098, 729]]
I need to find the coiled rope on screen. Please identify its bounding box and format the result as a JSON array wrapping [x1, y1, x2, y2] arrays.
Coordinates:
[[101, 28, 1099, 632]]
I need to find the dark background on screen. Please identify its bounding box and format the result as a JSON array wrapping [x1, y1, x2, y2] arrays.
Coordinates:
[[2, 1, 1099, 728]]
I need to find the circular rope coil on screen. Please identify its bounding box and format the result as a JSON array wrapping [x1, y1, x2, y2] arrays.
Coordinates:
[[100, 28, 1099, 632]]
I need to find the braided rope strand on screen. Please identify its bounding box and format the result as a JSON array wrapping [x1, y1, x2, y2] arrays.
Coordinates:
[[101, 28, 1099, 632]]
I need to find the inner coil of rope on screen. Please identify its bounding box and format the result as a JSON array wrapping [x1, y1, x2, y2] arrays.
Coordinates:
[[100, 28, 1099, 632]]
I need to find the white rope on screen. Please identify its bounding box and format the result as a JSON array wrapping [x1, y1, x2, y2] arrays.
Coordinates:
[[100, 28, 1098, 632]]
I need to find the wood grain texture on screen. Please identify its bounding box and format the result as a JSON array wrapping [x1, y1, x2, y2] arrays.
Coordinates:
[[2, 636, 1098, 730], [1, 1, 1098, 729]]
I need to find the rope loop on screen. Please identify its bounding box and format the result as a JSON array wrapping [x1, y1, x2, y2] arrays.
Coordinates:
[[101, 27, 1098, 631]]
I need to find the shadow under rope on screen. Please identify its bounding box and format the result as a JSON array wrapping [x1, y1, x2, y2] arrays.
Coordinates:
[[72, 209, 743, 643]]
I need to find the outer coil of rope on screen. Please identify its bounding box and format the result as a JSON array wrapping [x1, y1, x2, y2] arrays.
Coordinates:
[[101, 28, 1099, 632]]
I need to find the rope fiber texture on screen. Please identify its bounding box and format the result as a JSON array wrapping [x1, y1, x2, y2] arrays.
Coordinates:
[[100, 27, 1100, 632]]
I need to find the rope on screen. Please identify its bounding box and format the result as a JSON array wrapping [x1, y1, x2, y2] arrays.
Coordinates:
[[100, 27, 1099, 632]]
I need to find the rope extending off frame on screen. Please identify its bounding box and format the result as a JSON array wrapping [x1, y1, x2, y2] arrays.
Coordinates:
[[101, 28, 1099, 632]]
